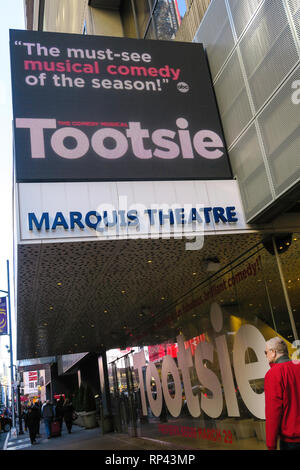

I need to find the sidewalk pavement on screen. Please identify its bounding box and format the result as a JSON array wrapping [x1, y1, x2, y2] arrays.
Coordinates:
[[4, 421, 188, 451]]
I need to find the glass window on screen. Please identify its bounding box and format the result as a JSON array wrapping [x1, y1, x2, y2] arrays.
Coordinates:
[[119, 240, 298, 450], [275, 233, 300, 340], [152, 0, 179, 40]]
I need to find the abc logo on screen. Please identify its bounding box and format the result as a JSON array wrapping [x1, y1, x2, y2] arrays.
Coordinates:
[[177, 82, 189, 93]]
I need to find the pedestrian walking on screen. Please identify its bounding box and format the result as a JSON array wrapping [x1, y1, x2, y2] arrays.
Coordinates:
[[264, 336, 300, 450], [27, 405, 40, 445], [63, 398, 75, 434], [22, 406, 29, 432], [33, 402, 41, 437], [55, 396, 64, 432], [41, 400, 55, 439]]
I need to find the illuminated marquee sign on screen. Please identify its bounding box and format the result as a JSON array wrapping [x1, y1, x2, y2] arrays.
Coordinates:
[[10, 29, 232, 182]]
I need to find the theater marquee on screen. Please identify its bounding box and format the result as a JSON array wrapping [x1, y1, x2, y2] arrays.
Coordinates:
[[16, 180, 249, 243], [10, 29, 232, 183]]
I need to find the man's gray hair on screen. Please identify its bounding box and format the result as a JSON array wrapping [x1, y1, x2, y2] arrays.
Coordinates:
[[266, 337, 288, 355]]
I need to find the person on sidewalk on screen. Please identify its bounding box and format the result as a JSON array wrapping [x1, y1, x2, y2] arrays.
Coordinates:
[[63, 398, 75, 434], [27, 405, 40, 445], [264, 336, 300, 450], [41, 400, 55, 439], [22, 406, 29, 432], [33, 402, 41, 437], [55, 396, 65, 433]]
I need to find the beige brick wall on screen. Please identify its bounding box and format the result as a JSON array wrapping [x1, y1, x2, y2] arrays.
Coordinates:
[[175, 0, 211, 42]]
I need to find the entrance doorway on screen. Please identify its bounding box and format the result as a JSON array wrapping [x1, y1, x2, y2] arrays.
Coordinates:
[[109, 351, 139, 436]]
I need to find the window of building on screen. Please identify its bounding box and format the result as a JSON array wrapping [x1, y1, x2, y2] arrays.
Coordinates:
[[106, 236, 299, 450], [120, 0, 186, 40], [146, 0, 179, 40]]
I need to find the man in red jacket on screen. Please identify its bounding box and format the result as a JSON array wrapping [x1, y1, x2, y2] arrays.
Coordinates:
[[264, 336, 300, 450]]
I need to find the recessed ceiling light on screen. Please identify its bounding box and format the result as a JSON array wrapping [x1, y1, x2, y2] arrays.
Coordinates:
[[49, 306, 54, 310], [147, 260, 152, 264], [121, 290, 126, 294], [57, 282, 62, 286]]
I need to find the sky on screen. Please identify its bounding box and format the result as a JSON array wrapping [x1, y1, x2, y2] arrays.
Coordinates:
[[0, 2, 24, 368], [177, 0, 187, 18]]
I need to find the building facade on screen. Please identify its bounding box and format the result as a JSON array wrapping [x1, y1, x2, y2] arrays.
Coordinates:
[[14, 0, 300, 450]]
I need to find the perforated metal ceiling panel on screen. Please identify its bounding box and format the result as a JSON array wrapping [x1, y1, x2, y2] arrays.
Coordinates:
[[287, 0, 300, 46], [193, 0, 235, 80], [194, 0, 300, 223], [239, 0, 299, 112], [257, 65, 300, 197], [229, 123, 273, 220], [228, 0, 263, 39], [16, 233, 262, 360], [214, 50, 253, 147]]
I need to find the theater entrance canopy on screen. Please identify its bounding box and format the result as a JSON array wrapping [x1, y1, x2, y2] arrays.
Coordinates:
[[15, 220, 300, 360]]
